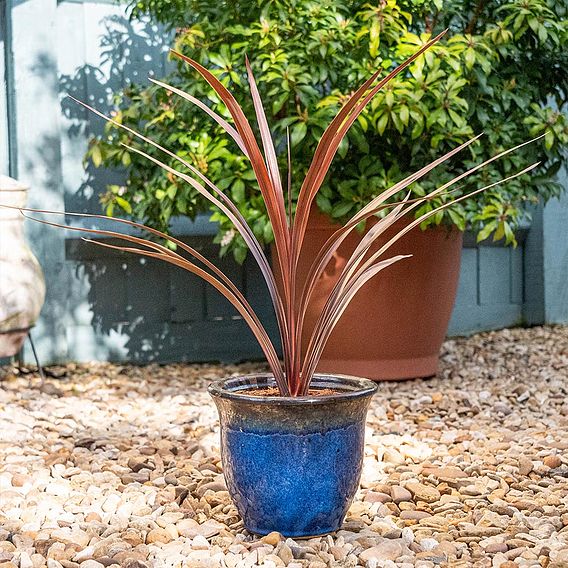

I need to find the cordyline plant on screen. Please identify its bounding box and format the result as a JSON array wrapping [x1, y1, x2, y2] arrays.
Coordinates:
[[21, 32, 540, 396]]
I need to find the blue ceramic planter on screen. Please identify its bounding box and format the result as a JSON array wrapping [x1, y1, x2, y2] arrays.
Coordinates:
[[208, 374, 377, 538]]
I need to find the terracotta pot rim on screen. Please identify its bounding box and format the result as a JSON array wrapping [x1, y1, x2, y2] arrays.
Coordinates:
[[208, 373, 378, 405], [306, 209, 461, 233]]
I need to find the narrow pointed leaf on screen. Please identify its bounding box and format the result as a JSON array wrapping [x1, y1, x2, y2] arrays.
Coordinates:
[[149, 78, 249, 157], [170, 50, 291, 271], [245, 57, 286, 218], [292, 30, 448, 262], [300, 255, 411, 390]]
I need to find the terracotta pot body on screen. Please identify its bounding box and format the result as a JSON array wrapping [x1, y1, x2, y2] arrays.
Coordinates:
[[0, 176, 46, 357], [275, 211, 463, 380]]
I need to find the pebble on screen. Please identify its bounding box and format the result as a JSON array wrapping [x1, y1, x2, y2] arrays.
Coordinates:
[[190, 535, 209, 550], [20, 553, 33, 568], [79, 562, 104, 568], [485, 543, 509, 553], [364, 491, 391, 503], [178, 520, 223, 539], [121, 561, 149, 568], [0, 326, 566, 568], [419, 539, 438, 551], [278, 544, 293, 564], [383, 448, 405, 464], [422, 466, 467, 480], [543, 455, 562, 468], [391, 486, 412, 503], [145, 528, 171, 544], [101, 495, 121, 514], [360, 540, 410, 562], [517, 457, 533, 476], [259, 532, 281, 546], [400, 510, 432, 521], [10, 473, 29, 487], [176, 519, 200, 537], [405, 482, 441, 503]]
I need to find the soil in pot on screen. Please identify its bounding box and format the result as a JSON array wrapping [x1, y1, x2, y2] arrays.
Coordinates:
[[244, 387, 340, 396]]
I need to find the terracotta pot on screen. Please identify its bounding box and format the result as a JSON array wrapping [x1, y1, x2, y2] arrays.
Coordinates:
[[0, 176, 46, 357], [274, 210, 463, 380]]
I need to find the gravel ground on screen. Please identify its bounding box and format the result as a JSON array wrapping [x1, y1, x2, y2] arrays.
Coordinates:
[[0, 325, 567, 568]]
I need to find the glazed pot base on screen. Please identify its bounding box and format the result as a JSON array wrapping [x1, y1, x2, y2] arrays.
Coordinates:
[[246, 526, 337, 539], [222, 421, 362, 537]]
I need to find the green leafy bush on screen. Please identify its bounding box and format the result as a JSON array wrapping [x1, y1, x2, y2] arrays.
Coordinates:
[[88, 0, 567, 261]]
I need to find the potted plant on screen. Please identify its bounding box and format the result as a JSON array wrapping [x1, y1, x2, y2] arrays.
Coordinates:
[[17, 35, 541, 537], [86, 0, 567, 379]]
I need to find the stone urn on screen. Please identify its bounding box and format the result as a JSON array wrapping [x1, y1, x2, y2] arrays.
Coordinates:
[[0, 176, 46, 357]]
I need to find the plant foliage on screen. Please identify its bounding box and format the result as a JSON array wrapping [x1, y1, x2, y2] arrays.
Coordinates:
[[20, 37, 541, 396], [89, 0, 567, 260]]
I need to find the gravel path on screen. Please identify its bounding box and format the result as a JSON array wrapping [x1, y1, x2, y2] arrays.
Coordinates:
[[1, 325, 567, 568]]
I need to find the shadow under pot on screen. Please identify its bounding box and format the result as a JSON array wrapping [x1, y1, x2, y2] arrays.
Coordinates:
[[208, 374, 377, 538]]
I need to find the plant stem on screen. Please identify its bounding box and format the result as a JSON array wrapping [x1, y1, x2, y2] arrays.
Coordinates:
[[465, 0, 487, 34]]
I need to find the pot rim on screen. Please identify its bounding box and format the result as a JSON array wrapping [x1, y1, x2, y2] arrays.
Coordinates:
[[208, 372, 378, 405]]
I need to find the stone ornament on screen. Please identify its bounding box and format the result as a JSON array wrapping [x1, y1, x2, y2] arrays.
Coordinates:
[[0, 175, 45, 357]]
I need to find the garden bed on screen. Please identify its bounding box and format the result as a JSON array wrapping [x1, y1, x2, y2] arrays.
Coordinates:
[[0, 326, 567, 568]]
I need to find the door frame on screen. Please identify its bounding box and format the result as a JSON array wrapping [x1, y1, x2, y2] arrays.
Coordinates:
[[0, 0, 15, 177]]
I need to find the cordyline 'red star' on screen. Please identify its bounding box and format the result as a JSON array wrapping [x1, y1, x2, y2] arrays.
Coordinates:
[[17, 31, 541, 396]]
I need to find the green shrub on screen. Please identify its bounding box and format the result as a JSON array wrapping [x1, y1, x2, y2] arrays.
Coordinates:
[[88, 0, 568, 262]]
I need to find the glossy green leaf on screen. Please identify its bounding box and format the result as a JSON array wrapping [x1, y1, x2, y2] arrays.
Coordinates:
[[290, 122, 307, 146], [115, 196, 132, 214], [477, 221, 498, 242], [231, 179, 246, 202], [91, 144, 102, 168]]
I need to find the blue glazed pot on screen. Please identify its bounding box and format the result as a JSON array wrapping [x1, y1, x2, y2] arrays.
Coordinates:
[[208, 373, 377, 538]]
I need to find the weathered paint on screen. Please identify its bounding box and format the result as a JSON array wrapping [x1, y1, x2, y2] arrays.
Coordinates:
[[0, 0, 566, 365], [543, 187, 568, 323], [6, 0, 70, 364], [524, 167, 568, 326], [447, 228, 529, 335]]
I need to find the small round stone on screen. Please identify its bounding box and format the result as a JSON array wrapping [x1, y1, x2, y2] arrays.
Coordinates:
[[261, 532, 283, 546], [391, 486, 412, 503], [79, 561, 104, 568], [543, 455, 562, 468], [145, 529, 171, 545]]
